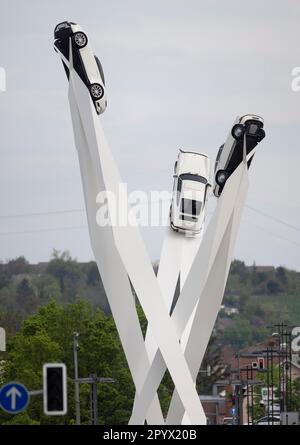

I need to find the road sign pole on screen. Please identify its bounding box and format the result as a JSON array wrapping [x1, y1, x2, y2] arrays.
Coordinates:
[[0, 327, 5, 352]]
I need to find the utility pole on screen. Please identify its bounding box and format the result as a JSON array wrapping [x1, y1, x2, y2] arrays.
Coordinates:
[[73, 332, 80, 425], [76, 375, 115, 425], [90, 374, 98, 425]]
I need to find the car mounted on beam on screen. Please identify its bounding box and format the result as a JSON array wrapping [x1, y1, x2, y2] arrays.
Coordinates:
[[54, 21, 107, 115], [213, 114, 265, 197], [170, 149, 211, 236]]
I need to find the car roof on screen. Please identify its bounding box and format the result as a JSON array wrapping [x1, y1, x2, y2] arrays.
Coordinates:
[[55, 21, 77, 31], [179, 148, 208, 158]]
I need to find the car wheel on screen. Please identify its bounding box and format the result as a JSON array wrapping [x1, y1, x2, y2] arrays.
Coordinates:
[[72, 32, 88, 48], [216, 170, 229, 186], [89, 83, 104, 100], [231, 124, 245, 140]]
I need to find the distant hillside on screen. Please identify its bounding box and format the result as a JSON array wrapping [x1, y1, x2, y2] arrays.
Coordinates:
[[0, 251, 110, 335], [218, 260, 300, 349], [0, 253, 300, 348]]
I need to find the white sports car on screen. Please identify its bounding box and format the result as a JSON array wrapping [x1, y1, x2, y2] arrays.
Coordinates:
[[170, 150, 211, 236], [54, 21, 107, 115], [213, 114, 265, 197]]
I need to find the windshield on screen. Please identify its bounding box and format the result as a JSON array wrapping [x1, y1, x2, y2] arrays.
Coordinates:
[[55, 22, 69, 32], [179, 174, 208, 184], [180, 198, 202, 216]]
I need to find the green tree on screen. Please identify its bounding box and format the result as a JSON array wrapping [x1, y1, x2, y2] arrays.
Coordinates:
[[85, 262, 101, 287], [5, 256, 30, 276], [0, 300, 134, 425], [47, 250, 82, 297], [0, 271, 9, 289], [222, 316, 253, 348], [196, 335, 223, 394], [266, 280, 282, 294], [276, 267, 288, 287]]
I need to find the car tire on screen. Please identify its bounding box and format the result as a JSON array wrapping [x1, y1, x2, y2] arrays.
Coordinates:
[[72, 31, 88, 48], [231, 124, 245, 140], [89, 83, 104, 100], [216, 170, 229, 186]]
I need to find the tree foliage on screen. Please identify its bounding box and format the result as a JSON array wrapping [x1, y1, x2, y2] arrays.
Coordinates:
[[0, 300, 135, 425]]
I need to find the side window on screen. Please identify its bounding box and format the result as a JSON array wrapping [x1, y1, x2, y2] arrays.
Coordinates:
[[177, 177, 182, 194], [176, 178, 182, 206], [215, 144, 224, 171], [216, 144, 224, 162], [95, 56, 105, 86], [203, 184, 209, 202]]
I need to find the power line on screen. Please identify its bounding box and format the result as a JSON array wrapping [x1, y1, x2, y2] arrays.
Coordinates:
[[244, 221, 300, 247], [1, 220, 299, 251], [1, 203, 298, 233], [245, 205, 300, 232], [0, 204, 299, 247], [0, 208, 85, 219], [0, 225, 87, 236]]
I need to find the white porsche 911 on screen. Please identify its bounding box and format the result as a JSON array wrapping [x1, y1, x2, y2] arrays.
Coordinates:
[[170, 150, 211, 236], [213, 114, 265, 197], [54, 21, 107, 115]]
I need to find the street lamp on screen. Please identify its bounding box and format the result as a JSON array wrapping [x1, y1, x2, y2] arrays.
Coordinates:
[[73, 332, 80, 425]]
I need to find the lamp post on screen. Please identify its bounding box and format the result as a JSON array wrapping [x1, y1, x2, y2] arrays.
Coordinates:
[[73, 332, 80, 425]]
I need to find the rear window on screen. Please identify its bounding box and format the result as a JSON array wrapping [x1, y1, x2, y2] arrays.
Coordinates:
[[180, 199, 202, 216], [248, 123, 259, 135], [55, 23, 69, 32]]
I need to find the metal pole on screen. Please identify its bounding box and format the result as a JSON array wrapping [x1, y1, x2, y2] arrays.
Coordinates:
[[251, 366, 254, 424], [284, 331, 289, 411], [282, 328, 286, 411], [288, 332, 292, 410], [278, 324, 282, 411], [237, 353, 241, 425], [93, 377, 98, 425], [246, 366, 250, 426], [90, 374, 98, 425], [267, 348, 270, 425], [239, 384, 243, 425], [73, 332, 81, 425], [271, 347, 274, 424], [90, 377, 93, 425]]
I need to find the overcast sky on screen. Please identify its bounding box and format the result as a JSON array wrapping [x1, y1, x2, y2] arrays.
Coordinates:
[[0, 0, 299, 270]]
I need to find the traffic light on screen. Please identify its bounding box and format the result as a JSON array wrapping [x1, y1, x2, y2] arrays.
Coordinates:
[[258, 357, 264, 370], [43, 363, 67, 415], [231, 395, 236, 406]]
